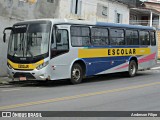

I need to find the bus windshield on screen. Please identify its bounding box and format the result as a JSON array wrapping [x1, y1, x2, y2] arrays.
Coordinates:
[[8, 22, 51, 58]]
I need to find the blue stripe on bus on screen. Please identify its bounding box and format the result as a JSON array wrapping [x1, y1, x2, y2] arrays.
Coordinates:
[[82, 56, 131, 76]]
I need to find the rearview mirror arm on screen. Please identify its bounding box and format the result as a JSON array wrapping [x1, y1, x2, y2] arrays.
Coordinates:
[[3, 27, 13, 43]]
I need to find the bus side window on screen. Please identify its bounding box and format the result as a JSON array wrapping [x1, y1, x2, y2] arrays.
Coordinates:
[[150, 31, 156, 46], [91, 27, 109, 46], [71, 26, 90, 47], [126, 30, 139, 45], [110, 29, 125, 45], [56, 32, 61, 43], [51, 30, 56, 49], [139, 31, 150, 45], [56, 30, 69, 50]]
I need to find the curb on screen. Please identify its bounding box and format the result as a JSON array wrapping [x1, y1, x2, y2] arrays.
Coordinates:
[[0, 77, 11, 85]]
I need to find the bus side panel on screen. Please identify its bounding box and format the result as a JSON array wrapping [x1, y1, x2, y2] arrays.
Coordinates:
[[138, 46, 157, 70], [83, 56, 130, 76], [78, 46, 157, 76], [49, 48, 78, 80]]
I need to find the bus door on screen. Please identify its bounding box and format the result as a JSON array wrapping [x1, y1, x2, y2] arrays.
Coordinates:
[[50, 25, 70, 79]]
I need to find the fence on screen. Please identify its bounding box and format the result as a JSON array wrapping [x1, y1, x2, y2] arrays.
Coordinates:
[[130, 20, 159, 28]]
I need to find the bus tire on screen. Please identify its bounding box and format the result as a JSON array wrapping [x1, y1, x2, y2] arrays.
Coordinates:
[[71, 63, 83, 84], [128, 60, 137, 77]]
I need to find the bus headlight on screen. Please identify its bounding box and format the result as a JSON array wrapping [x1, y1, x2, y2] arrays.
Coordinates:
[[36, 61, 49, 70], [7, 62, 12, 69]]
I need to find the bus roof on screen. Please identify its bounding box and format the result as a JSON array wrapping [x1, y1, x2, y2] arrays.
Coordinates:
[[14, 18, 156, 31], [96, 22, 155, 30]]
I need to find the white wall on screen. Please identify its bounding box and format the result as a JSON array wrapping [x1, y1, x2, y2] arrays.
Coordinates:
[[0, 0, 60, 76], [0, 16, 17, 76], [107, 1, 129, 24], [59, 0, 129, 24]]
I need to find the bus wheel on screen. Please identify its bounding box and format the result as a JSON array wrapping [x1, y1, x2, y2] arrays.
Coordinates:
[[128, 60, 137, 77], [71, 63, 83, 84]]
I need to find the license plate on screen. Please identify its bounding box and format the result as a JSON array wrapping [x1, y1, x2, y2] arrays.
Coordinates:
[[18, 64, 29, 69], [19, 77, 27, 81]]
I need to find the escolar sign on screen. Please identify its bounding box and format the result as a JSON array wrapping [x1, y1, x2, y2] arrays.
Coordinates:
[[78, 48, 151, 58], [108, 48, 136, 56]]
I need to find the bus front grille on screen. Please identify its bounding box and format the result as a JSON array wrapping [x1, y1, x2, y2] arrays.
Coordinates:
[[13, 72, 36, 79]]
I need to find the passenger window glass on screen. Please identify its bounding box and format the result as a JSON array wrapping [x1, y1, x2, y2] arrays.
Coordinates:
[[150, 31, 156, 46], [91, 28, 109, 46], [56, 30, 69, 50], [71, 26, 90, 46], [51, 30, 56, 49], [110, 29, 125, 45], [126, 30, 139, 45], [139, 31, 150, 45]]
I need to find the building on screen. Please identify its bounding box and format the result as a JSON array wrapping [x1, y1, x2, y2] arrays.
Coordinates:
[[130, 1, 160, 58], [130, 1, 160, 28], [63, 0, 131, 24], [0, 0, 60, 76], [0, 0, 138, 76]]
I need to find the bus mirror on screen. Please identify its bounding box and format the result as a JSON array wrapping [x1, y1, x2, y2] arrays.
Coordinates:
[[3, 33, 6, 43], [3, 27, 13, 43]]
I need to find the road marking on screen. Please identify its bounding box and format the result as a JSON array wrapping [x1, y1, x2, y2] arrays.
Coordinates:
[[151, 66, 160, 70], [0, 82, 160, 110], [2, 89, 20, 92]]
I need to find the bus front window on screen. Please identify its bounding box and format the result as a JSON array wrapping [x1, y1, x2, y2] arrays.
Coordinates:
[[8, 23, 51, 58], [8, 32, 26, 57]]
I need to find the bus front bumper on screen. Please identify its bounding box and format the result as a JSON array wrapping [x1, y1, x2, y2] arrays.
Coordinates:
[[7, 68, 50, 81]]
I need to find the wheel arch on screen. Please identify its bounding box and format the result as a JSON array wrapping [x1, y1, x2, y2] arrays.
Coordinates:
[[70, 59, 87, 78], [129, 56, 138, 69]]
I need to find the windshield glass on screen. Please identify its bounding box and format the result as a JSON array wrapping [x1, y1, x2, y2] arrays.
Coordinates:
[[8, 22, 51, 57]]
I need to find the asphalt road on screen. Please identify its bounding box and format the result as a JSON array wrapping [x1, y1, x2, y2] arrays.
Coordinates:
[[0, 63, 160, 119]]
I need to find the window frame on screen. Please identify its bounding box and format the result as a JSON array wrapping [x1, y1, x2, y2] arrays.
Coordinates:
[[125, 29, 139, 46], [116, 13, 122, 23], [50, 28, 70, 58], [56, 29, 69, 50], [91, 27, 109, 46], [102, 6, 108, 16], [150, 31, 156, 46], [139, 30, 150, 46], [71, 0, 82, 15], [70, 26, 91, 47], [109, 28, 125, 46]]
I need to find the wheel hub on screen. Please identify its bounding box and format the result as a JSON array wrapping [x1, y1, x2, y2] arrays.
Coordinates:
[[72, 68, 80, 81], [130, 64, 136, 75]]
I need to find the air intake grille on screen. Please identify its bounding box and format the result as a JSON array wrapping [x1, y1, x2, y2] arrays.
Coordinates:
[[13, 72, 35, 79]]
